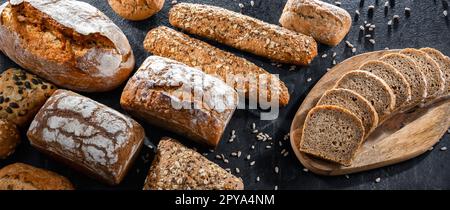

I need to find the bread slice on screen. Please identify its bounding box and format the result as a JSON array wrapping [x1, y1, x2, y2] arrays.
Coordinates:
[[379, 53, 428, 105], [299, 105, 364, 166], [318, 88, 378, 137], [143, 137, 244, 190], [335, 70, 396, 120], [360, 60, 412, 109], [400, 48, 445, 98], [420, 47, 450, 96]]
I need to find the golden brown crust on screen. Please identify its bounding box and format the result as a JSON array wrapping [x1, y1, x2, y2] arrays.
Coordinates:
[[108, 0, 165, 20], [169, 3, 317, 65], [0, 163, 74, 190], [0, 119, 20, 159], [144, 26, 290, 106], [0, 68, 56, 127], [143, 137, 244, 190]]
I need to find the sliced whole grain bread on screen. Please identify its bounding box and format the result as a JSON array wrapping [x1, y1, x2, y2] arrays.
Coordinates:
[[379, 53, 428, 105], [360, 60, 412, 109], [420, 47, 450, 96], [335, 70, 396, 120], [299, 105, 364, 166], [318, 88, 378, 137], [400, 48, 445, 98]]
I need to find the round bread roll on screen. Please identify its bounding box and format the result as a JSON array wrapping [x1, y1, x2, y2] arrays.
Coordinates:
[[108, 0, 165, 20], [0, 119, 20, 159]]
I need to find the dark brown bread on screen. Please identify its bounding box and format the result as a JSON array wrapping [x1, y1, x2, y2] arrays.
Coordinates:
[[169, 3, 317, 65], [143, 137, 244, 190], [0, 163, 74, 190], [420, 47, 450, 96], [0, 119, 20, 159]]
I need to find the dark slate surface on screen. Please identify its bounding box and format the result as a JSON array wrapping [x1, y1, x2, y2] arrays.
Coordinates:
[[0, 0, 449, 190]]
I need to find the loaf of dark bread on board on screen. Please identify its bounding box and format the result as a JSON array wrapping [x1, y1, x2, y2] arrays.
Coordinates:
[[144, 26, 290, 106], [121, 56, 238, 147], [143, 137, 244, 190], [0, 0, 135, 92], [27, 90, 145, 185], [169, 3, 317, 65]]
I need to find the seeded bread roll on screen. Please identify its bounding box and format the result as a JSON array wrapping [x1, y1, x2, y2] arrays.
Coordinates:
[[144, 26, 290, 106], [279, 0, 352, 46], [299, 105, 364, 166], [0, 119, 20, 159], [335, 70, 396, 120], [318, 88, 378, 137], [360, 61, 412, 110], [0, 163, 74, 190], [379, 53, 428, 105], [400, 48, 445, 99], [120, 56, 238, 147], [0, 0, 135, 92], [0, 68, 56, 127], [420, 47, 450, 96], [108, 0, 165, 21], [27, 90, 145, 185], [143, 137, 244, 190], [169, 3, 318, 65]]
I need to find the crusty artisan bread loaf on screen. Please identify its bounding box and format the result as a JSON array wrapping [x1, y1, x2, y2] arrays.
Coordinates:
[[120, 56, 238, 147], [317, 88, 378, 137], [143, 137, 244, 190], [400, 48, 445, 99], [379, 53, 428, 105], [143, 26, 290, 106], [0, 68, 56, 127], [279, 0, 351, 46], [0, 119, 20, 159], [335, 70, 396, 120], [169, 3, 317, 65], [108, 0, 165, 21], [299, 105, 364, 166], [421, 47, 450, 96], [0, 163, 74, 190], [360, 61, 412, 110], [27, 90, 145, 185], [0, 0, 135, 92]]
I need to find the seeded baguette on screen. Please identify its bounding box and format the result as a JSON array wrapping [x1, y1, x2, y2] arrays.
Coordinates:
[[169, 3, 318, 65], [420, 47, 450, 96], [299, 105, 364, 166], [144, 26, 290, 106], [360, 61, 411, 110], [0, 119, 20, 159], [143, 137, 244, 190]]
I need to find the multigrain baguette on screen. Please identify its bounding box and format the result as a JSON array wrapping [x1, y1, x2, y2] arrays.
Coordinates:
[[144, 26, 290, 106], [169, 3, 318, 65], [420, 47, 450, 96], [0, 0, 135, 92]]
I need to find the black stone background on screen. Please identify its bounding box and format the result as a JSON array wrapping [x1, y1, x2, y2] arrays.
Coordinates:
[[0, 0, 449, 190]]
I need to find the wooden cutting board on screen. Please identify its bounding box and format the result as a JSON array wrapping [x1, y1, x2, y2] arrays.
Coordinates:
[[290, 50, 450, 176]]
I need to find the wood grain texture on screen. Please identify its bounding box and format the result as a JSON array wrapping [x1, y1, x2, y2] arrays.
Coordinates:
[[290, 50, 450, 176]]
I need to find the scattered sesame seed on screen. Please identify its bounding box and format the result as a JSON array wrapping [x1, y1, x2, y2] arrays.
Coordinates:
[[444, 10, 448, 17], [332, 52, 337, 58], [375, 177, 381, 183], [393, 15, 400, 22], [252, 129, 258, 134], [384, 1, 389, 7], [335, 1, 341, 6], [429, 146, 434, 151], [231, 152, 237, 157], [368, 5, 375, 14], [266, 145, 272, 149], [289, 65, 296, 71], [250, 161, 256, 166], [387, 20, 393, 25], [345, 41, 354, 48], [171, 0, 177, 5], [352, 48, 357, 53], [365, 23, 371, 27], [332, 60, 337, 65], [256, 176, 260, 182], [235, 168, 240, 173], [385, 47, 390, 50], [251, 145, 255, 150], [274, 166, 279, 174], [250, 1, 254, 7], [327, 68, 331, 72], [231, 130, 235, 135], [283, 133, 289, 140], [355, 10, 360, 15], [441, 147, 448, 151], [322, 54, 328, 58], [405, 7, 411, 16], [283, 152, 289, 157], [238, 3, 244, 8], [307, 77, 312, 82], [281, 149, 287, 155], [225, 168, 231, 172], [278, 141, 283, 147], [274, 185, 278, 190], [215, 155, 222, 160], [224, 159, 229, 163], [360, 25, 365, 30], [345, 174, 350, 179], [365, 34, 372, 38], [369, 39, 376, 44], [246, 154, 251, 160], [303, 168, 309, 172], [237, 151, 242, 158], [251, 123, 256, 130]]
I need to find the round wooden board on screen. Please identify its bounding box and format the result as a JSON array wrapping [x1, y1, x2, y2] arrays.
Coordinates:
[[290, 50, 450, 176]]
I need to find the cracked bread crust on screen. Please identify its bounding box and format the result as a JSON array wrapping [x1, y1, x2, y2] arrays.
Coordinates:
[[169, 3, 317, 65], [108, 0, 165, 21], [27, 90, 145, 185], [279, 0, 352, 46], [144, 26, 290, 106], [0, 0, 135, 92], [143, 137, 244, 190]]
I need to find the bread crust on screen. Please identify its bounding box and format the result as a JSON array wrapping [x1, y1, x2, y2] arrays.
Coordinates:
[[169, 3, 317, 65], [108, 0, 165, 21], [0, 119, 20, 159], [420, 47, 450, 96]]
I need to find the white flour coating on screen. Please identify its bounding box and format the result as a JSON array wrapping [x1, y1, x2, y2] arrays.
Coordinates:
[[78, 48, 122, 77]]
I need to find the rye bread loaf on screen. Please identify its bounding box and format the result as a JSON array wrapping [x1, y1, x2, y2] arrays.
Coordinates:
[[143, 26, 290, 106], [400, 48, 445, 99], [299, 105, 365, 166], [379, 53, 428, 105], [169, 3, 318, 65], [0, 163, 74, 190], [143, 137, 244, 190], [0, 119, 20, 159], [317, 88, 378, 137], [335, 70, 396, 120], [421, 47, 450, 96], [360, 60, 412, 110], [279, 0, 352, 46]]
